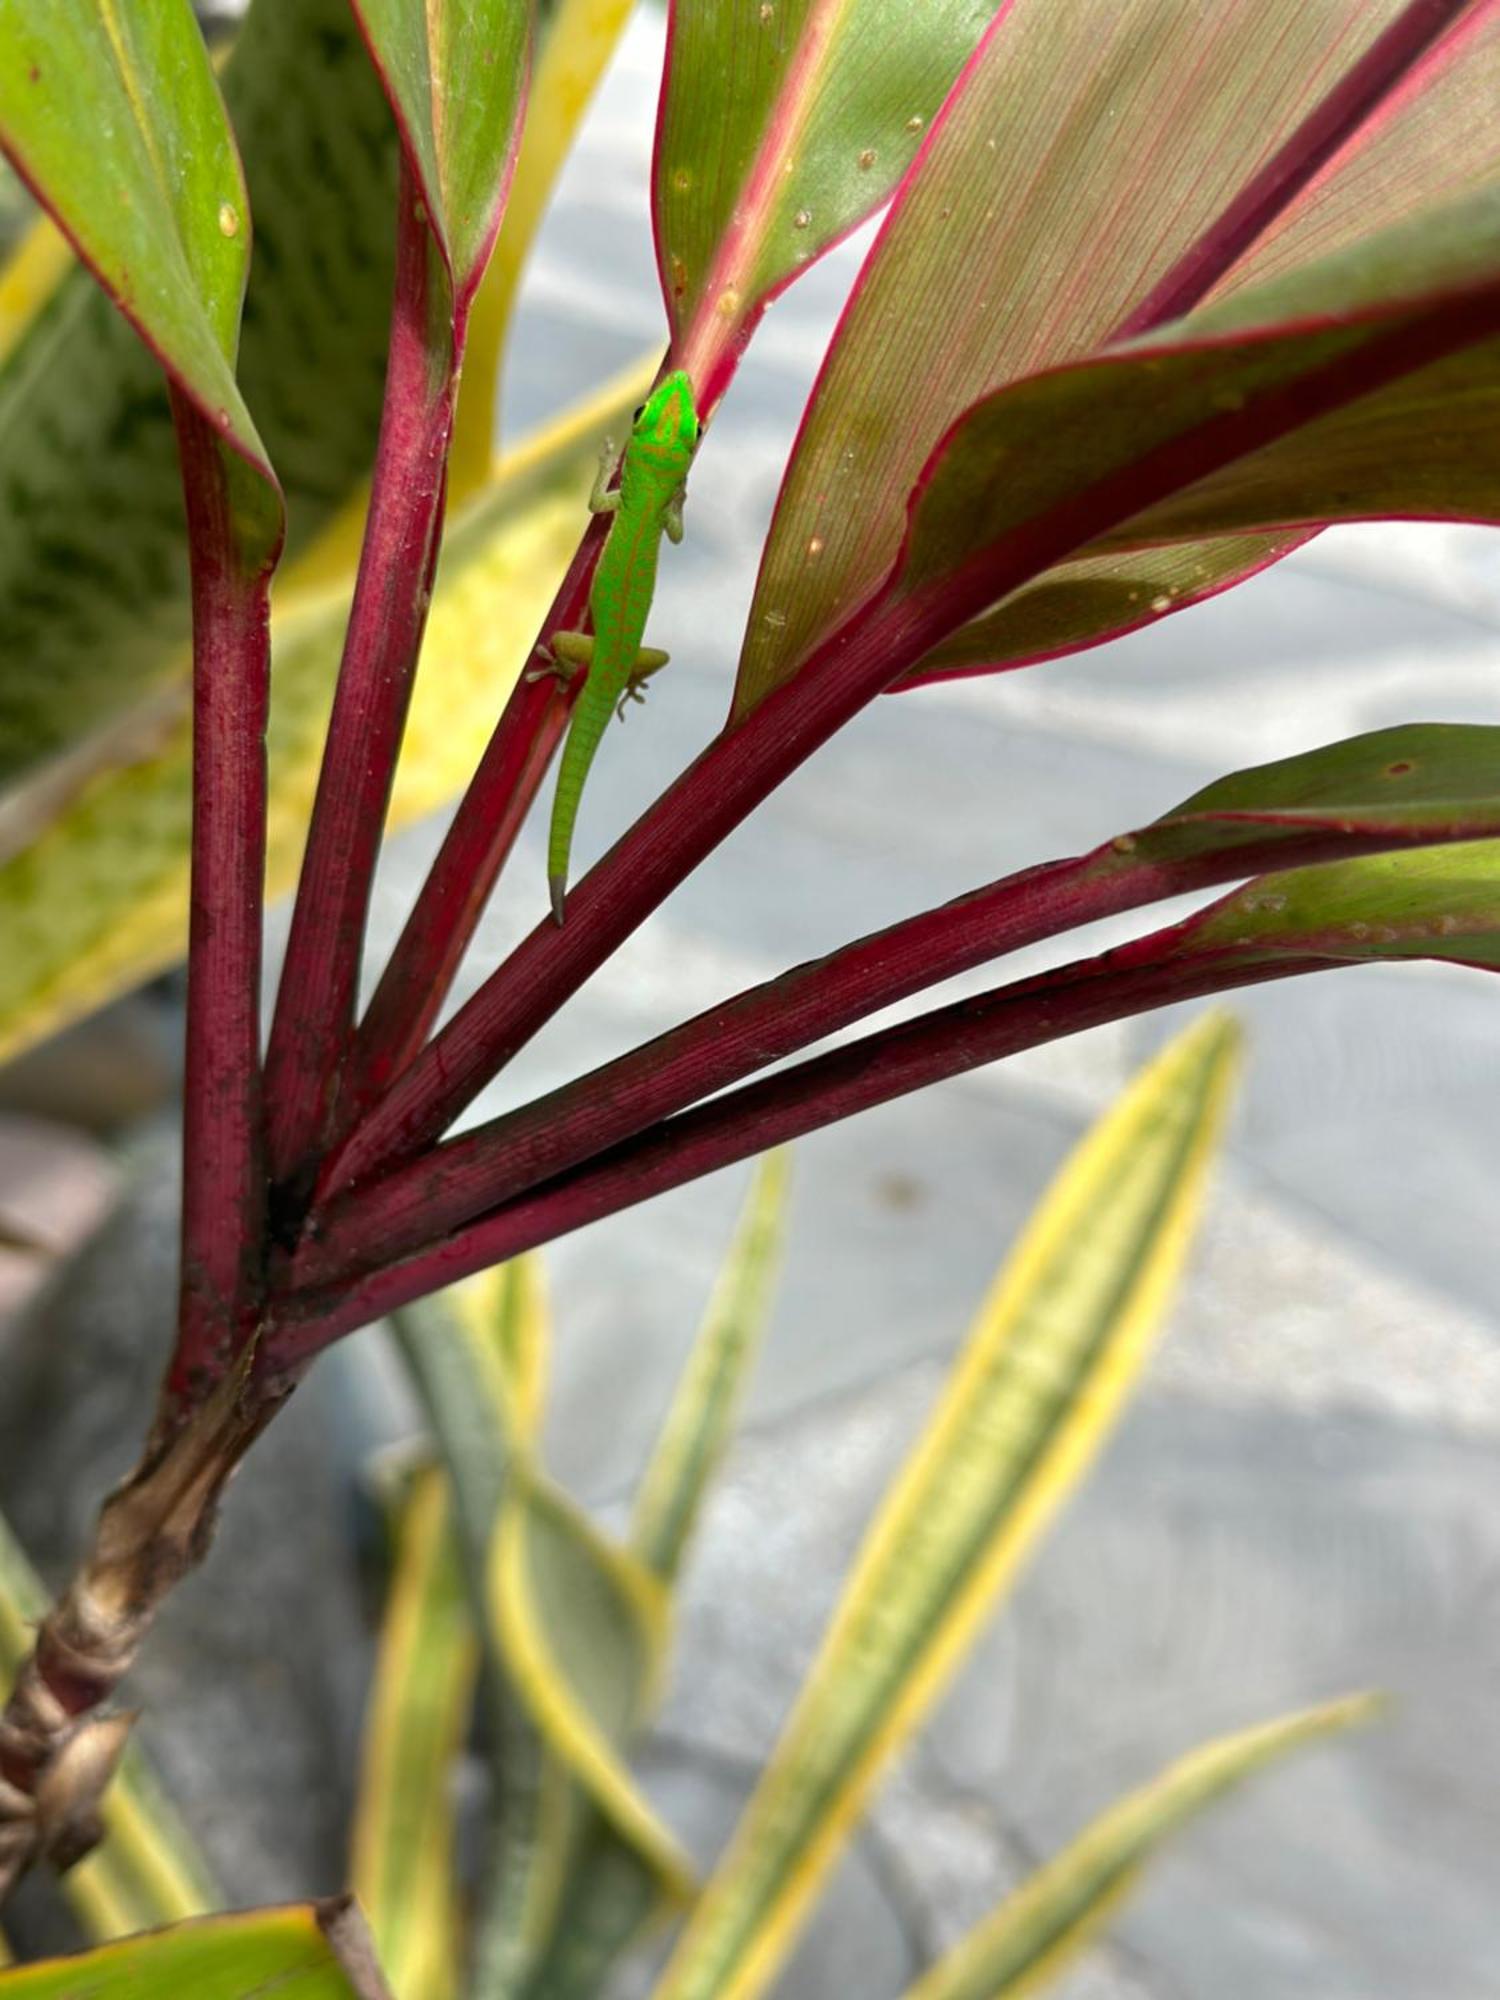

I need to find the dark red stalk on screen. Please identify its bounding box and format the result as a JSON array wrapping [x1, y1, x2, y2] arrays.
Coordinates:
[[296, 810, 1452, 1290], [268, 939, 1330, 1371], [260, 158, 457, 1198], [167, 393, 275, 1420], [332, 509, 614, 1131], [321, 277, 1500, 1196], [1112, 0, 1484, 340]]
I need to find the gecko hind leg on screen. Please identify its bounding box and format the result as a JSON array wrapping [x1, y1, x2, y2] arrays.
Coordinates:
[[526, 629, 595, 686], [617, 647, 670, 719]]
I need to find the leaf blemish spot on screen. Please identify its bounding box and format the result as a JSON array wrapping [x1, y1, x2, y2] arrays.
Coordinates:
[[793, 208, 811, 229], [1385, 760, 1414, 777], [218, 202, 240, 238], [857, 148, 877, 171], [905, 114, 925, 135], [806, 535, 825, 558], [672, 167, 692, 192], [1150, 592, 1172, 613], [715, 286, 742, 320]]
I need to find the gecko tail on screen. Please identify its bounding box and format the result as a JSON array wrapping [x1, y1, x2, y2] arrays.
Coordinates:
[[549, 872, 567, 926]]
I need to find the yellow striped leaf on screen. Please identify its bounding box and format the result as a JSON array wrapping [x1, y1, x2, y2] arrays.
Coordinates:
[[900, 1696, 1378, 2000], [649, 1012, 1242, 2000], [633, 1151, 790, 1584], [351, 1465, 479, 2000], [0, 1510, 219, 1940], [491, 1465, 694, 1905]]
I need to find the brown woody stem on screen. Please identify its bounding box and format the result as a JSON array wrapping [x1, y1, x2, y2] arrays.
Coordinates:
[[0, 1355, 278, 1904]]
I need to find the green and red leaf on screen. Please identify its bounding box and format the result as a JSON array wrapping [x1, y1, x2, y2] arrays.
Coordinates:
[[655, 0, 994, 406], [351, 0, 534, 310], [0, 0, 279, 559], [733, 0, 1499, 717]]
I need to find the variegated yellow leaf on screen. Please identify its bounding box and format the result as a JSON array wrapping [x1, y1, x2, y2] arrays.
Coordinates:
[[633, 1151, 790, 1585], [492, 1464, 695, 1905], [650, 1013, 1242, 2000], [351, 1464, 478, 2000], [901, 1696, 1378, 2000]]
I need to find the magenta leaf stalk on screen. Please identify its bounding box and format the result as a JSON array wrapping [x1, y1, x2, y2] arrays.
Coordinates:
[[266, 940, 1330, 1373], [330, 506, 619, 1135], [295, 805, 1471, 1291], [260, 159, 459, 1203], [167, 392, 277, 1423]]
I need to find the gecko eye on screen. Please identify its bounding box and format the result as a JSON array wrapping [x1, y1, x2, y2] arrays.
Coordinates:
[[632, 403, 646, 422]]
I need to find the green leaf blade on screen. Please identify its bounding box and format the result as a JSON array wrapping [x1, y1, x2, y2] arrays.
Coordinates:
[[0, 0, 402, 782], [656, 0, 992, 397], [1183, 838, 1500, 970], [0, 0, 268, 484], [0, 1902, 393, 2000], [352, 0, 533, 300]]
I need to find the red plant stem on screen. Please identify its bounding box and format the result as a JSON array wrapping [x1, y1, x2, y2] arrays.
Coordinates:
[[332, 509, 614, 1132], [1112, 0, 1483, 340], [260, 159, 457, 1196], [321, 276, 1500, 1197], [268, 940, 1331, 1372], [167, 394, 275, 1419], [297, 811, 1451, 1290]]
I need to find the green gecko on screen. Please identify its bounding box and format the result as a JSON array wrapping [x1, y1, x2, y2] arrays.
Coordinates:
[[534, 370, 700, 924]]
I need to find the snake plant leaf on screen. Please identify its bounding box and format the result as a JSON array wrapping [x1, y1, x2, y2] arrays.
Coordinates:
[[392, 1255, 692, 1998], [1178, 838, 1500, 970], [632, 1150, 790, 1584], [649, 1013, 1240, 2000], [0, 360, 654, 1071], [0, 1510, 220, 1941], [0, 0, 401, 781], [350, 1464, 478, 2000], [654, 0, 994, 403], [512, 1155, 793, 1998], [899, 1696, 1377, 2000], [391, 1264, 568, 2000], [0, 1901, 394, 2000], [491, 1463, 696, 1904], [733, 0, 1500, 717], [351, 0, 533, 309]]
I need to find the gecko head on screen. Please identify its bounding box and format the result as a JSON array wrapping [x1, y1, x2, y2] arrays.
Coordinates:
[[635, 370, 699, 459]]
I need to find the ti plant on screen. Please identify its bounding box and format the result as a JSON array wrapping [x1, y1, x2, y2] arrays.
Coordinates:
[[0, 0, 1497, 1968], [0, 1031, 1376, 1997]]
